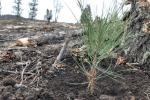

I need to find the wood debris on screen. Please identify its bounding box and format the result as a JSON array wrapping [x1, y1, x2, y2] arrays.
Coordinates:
[[9, 38, 37, 48], [0, 50, 15, 62], [52, 38, 70, 68], [116, 56, 127, 65]]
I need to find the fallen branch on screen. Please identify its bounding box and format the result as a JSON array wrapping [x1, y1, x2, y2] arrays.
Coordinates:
[[34, 34, 64, 46], [2, 29, 82, 49]]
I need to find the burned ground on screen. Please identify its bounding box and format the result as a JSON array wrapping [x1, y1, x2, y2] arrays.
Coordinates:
[[0, 20, 149, 100]]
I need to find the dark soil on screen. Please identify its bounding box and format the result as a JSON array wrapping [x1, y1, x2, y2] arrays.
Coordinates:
[[0, 20, 149, 100]]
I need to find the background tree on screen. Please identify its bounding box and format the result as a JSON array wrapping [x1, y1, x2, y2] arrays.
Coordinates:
[[13, 0, 22, 18], [53, 0, 63, 22], [80, 5, 92, 24], [0, 1, 1, 16], [29, 0, 38, 20], [44, 9, 52, 23]]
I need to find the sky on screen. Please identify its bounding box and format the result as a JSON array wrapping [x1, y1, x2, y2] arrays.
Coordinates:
[[0, 0, 130, 23]]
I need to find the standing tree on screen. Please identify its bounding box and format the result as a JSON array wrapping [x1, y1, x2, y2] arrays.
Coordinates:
[[122, 0, 150, 68], [29, 0, 38, 20], [13, 0, 22, 18], [0, 1, 1, 16], [53, 0, 63, 22], [44, 9, 52, 23]]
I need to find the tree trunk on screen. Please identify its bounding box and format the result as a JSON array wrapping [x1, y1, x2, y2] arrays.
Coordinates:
[[123, 0, 150, 66]]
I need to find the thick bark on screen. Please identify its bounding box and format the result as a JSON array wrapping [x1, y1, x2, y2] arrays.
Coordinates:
[[123, 0, 150, 65]]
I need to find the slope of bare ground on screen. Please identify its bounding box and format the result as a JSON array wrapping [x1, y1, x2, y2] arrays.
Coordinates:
[[0, 19, 149, 100]]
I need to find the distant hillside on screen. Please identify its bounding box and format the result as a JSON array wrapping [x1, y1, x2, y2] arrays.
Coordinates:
[[0, 14, 28, 20]]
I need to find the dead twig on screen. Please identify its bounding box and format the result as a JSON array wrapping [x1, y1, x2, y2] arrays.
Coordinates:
[[65, 82, 88, 86], [29, 60, 42, 86], [0, 69, 33, 75], [20, 60, 31, 85]]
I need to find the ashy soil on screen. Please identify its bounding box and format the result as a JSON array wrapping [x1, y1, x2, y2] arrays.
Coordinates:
[[0, 20, 149, 100]]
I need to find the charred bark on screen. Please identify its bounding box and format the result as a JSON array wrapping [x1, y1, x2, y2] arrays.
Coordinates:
[[122, 0, 150, 66]]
